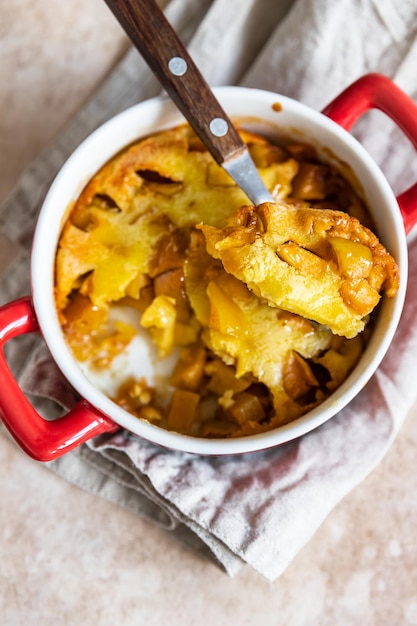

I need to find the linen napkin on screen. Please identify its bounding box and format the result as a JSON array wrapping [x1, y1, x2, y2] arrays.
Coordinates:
[[2, 0, 417, 581]]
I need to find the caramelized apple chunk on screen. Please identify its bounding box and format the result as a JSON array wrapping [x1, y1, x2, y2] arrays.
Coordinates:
[[140, 295, 177, 358], [283, 351, 319, 402], [167, 389, 200, 432]]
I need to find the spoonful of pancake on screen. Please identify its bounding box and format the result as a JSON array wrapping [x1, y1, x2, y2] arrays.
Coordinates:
[[103, 0, 399, 338], [199, 202, 399, 338]]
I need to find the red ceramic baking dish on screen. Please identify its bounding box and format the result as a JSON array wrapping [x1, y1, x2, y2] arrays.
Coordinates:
[[0, 73, 416, 461]]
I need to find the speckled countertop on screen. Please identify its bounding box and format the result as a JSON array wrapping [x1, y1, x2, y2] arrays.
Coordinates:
[[1, 2, 417, 625]]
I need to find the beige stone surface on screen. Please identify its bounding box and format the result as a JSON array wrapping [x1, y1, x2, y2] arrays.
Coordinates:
[[1, 2, 417, 625], [0, 0, 129, 203]]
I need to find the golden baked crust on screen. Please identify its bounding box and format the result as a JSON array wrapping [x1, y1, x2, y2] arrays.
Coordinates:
[[55, 124, 399, 437], [55, 127, 299, 312], [199, 202, 399, 338]]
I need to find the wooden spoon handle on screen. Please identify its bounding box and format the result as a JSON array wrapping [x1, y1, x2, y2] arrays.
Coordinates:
[[103, 0, 246, 164]]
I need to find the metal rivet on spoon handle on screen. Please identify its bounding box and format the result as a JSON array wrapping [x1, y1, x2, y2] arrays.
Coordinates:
[[102, 0, 273, 206]]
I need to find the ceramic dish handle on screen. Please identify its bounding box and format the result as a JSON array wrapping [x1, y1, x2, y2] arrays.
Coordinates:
[[0, 297, 118, 461], [322, 73, 417, 233]]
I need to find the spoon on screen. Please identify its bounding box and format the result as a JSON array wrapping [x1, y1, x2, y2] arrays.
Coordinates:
[[102, 0, 399, 339], [102, 0, 273, 206]]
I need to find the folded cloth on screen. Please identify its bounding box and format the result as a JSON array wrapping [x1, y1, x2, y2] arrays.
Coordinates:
[[2, 0, 417, 581]]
